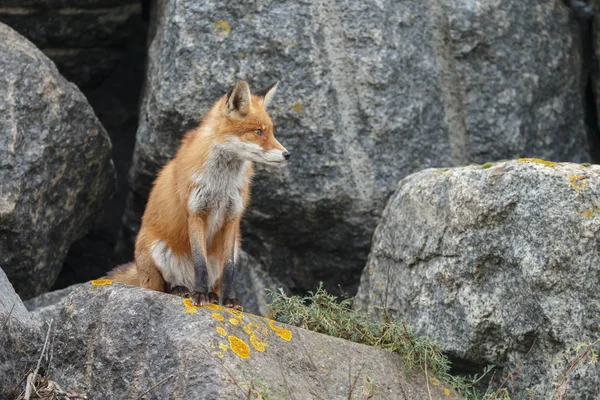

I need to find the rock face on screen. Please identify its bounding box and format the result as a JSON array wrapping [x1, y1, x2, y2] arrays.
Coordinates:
[[0, 23, 115, 299], [355, 160, 600, 398], [123, 0, 589, 295], [0, 0, 143, 89], [48, 282, 461, 399], [0, 268, 41, 398]]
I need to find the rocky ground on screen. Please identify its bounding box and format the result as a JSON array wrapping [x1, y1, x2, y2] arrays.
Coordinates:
[[1, 0, 600, 398]]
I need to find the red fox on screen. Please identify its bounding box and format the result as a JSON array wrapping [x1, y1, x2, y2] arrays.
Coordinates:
[[108, 80, 289, 310]]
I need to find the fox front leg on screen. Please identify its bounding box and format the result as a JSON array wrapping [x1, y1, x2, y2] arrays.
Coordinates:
[[221, 255, 242, 311], [564, 0, 594, 20], [219, 231, 242, 311], [189, 218, 219, 306]]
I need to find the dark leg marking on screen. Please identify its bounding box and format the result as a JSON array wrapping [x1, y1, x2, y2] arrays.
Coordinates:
[[191, 239, 219, 306], [221, 254, 242, 311]]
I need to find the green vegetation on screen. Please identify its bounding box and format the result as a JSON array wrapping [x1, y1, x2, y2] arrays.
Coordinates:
[[267, 284, 494, 399], [482, 162, 494, 169]]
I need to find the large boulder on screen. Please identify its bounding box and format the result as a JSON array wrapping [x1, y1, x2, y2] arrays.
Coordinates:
[[122, 0, 589, 295], [0, 268, 41, 397], [0, 23, 115, 299], [48, 282, 461, 399], [355, 160, 600, 398], [0, 0, 143, 88]]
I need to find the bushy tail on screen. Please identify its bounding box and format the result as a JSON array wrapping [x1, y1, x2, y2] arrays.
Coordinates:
[[107, 262, 139, 286]]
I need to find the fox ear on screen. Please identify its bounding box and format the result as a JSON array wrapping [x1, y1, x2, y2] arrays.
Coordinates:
[[254, 81, 279, 107], [226, 80, 251, 116]]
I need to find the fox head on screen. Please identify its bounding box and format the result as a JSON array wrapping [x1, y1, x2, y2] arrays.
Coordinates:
[[215, 80, 290, 166]]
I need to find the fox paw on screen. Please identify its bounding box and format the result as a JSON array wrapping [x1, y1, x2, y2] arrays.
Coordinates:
[[191, 291, 219, 306], [168, 285, 190, 298], [223, 298, 243, 311]]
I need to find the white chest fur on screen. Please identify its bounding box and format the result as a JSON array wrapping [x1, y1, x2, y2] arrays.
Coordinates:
[[187, 148, 250, 242]]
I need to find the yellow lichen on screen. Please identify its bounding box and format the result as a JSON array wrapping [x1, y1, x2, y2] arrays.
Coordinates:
[[583, 209, 595, 218], [249, 334, 268, 352], [216, 327, 227, 336], [568, 175, 588, 191], [210, 313, 223, 321], [229, 318, 239, 325], [203, 303, 221, 310], [214, 20, 231, 37], [219, 343, 228, 352], [228, 336, 251, 359], [292, 102, 303, 114], [430, 377, 440, 386], [269, 320, 292, 341], [226, 308, 243, 318], [217, 352, 224, 359], [183, 298, 195, 308], [185, 307, 198, 314], [518, 158, 557, 167], [91, 279, 112, 286], [444, 388, 451, 396], [243, 324, 253, 335]]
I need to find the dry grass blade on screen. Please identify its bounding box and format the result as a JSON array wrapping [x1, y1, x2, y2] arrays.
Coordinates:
[[23, 319, 53, 400], [136, 374, 174, 399]]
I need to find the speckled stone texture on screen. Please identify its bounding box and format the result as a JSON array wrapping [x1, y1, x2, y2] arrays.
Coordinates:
[[356, 160, 600, 399], [0, 268, 42, 397], [46, 282, 462, 399], [0, 23, 115, 299], [122, 0, 589, 296]]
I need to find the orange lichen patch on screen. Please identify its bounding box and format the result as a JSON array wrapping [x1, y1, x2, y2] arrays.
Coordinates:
[[219, 343, 228, 352], [292, 102, 303, 114], [229, 318, 240, 325], [583, 209, 595, 218], [202, 303, 222, 311], [211, 313, 224, 321], [214, 20, 231, 37], [183, 298, 195, 308], [225, 308, 243, 318], [518, 158, 557, 167], [228, 336, 251, 359], [269, 320, 292, 341], [216, 327, 227, 337], [249, 334, 268, 352], [568, 175, 588, 191], [185, 307, 198, 314], [91, 279, 112, 286]]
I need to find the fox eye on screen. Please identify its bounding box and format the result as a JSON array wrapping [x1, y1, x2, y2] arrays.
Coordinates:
[[254, 129, 263, 136]]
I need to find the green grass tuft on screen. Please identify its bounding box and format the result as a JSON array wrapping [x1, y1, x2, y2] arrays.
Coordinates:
[[267, 284, 494, 399], [482, 162, 494, 169]]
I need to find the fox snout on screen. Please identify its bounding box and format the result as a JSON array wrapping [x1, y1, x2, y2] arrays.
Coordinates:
[[283, 151, 291, 160]]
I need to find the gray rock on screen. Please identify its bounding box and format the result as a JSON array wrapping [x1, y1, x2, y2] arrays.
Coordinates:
[[0, 268, 41, 397], [24, 284, 83, 325], [355, 160, 600, 398], [0, 1, 142, 88], [123, 0, 589, 296], [0, 23, 115, 299], [235, 250, 285, 316], [48, 282, 462, 399]]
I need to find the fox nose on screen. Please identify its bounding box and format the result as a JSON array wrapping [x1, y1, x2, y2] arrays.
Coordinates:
[[282, 151, 291, 160]]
